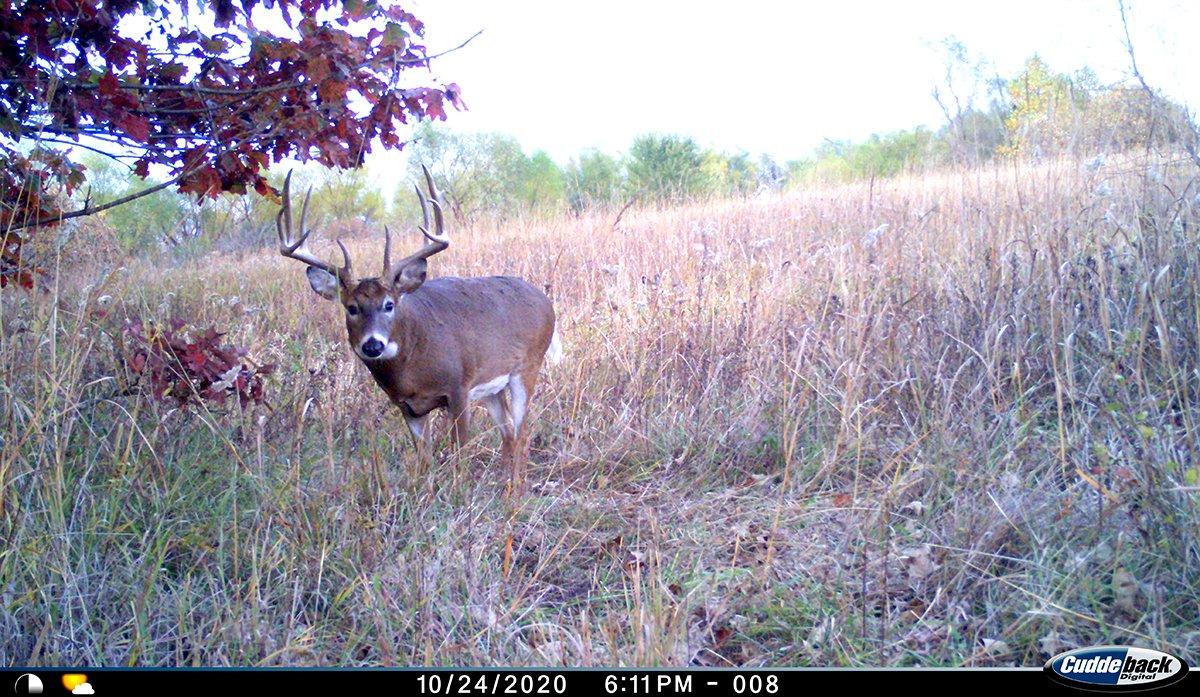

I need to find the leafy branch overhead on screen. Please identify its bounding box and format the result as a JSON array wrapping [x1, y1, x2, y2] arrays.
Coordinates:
[[0, 0, 465, 282]]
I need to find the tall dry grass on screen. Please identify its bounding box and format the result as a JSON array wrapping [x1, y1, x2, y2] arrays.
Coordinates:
[[1, 154, 1197, 666]]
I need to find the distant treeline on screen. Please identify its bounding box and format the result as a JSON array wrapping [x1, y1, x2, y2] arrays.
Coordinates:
[[405, 56, 1193, 222], [78, 54, 1196, 256]]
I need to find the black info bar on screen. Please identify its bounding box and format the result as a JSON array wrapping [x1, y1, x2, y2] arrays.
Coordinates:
[[5, 667, 1197, 695]]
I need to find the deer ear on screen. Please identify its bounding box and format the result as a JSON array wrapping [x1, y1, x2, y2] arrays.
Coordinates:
[[391, 259, 428, 293], [306, 266, 341, 301]]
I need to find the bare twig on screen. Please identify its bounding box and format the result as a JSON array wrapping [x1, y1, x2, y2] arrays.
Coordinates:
[[1118, 0, 1200, 168], [1117, 0, 1153, 97], [7, 159, 205, 231], [611, 196, 639, 231], [0, 30, 483, 97]]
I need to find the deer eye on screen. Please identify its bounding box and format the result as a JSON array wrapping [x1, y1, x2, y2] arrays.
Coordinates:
[[383, 300, 395, 312], [346, 304, 359, 316]]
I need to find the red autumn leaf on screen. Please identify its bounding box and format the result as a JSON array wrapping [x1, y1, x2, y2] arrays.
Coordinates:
[[382, 21, 407, 48], [98, 71, 119, 96], [712, 626, 733, 647], [253, 176, 274, 198], [318, 79, 347, 103], [116, 113, 151, 143], [425, 91, 446, 120], [444, 83, 466, 111], [159, 63, 186, 82], [307, 55, 331, 83], [6, 270, 36, 289]]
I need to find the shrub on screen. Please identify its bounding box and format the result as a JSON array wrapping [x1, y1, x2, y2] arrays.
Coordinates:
[[566, 149, 625, 213], [626, 134, 716, 203], [120, 318, 274, 408]]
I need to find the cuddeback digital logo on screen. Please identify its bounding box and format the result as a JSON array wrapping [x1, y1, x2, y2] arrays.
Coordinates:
[[1045, 646, 1189, 691]]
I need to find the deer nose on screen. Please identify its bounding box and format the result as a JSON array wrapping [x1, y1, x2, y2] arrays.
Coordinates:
[[361, 337, 384, 358]]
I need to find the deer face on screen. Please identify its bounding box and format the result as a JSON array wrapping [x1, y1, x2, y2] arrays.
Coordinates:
[[306, 268, 426, 361]]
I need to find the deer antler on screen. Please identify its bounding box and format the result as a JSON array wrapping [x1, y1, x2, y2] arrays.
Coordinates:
[[277, 170, 353, 284], [384, 165, 449, 281]]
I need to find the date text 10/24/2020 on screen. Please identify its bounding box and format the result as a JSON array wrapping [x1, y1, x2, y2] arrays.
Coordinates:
[[413, 672, 781, 695]]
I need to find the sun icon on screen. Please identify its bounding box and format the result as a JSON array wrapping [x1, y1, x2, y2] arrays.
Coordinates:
[[61, 675, 94, 694]]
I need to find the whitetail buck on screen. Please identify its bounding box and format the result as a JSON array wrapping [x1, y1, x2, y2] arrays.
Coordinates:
[[277, 167, 561, 487]]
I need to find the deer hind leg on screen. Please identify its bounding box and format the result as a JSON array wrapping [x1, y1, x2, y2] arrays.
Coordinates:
[[506, 365, 542, 492], [482, 392, 517, 471]]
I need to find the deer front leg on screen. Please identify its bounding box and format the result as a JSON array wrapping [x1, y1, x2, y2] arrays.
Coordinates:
[[447, 390, 471, 452], [403, 412, 430, 465]]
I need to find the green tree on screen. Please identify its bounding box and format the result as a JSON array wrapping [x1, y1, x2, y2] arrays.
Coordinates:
[[786, 130, 939, 184], [712, 151, 759, 197], [1001, 55, 1078, 156], [938, 108, 1008, 165], [313, 167, 387, 226], [626, 134, 715, 203], [999, 54, 1195, 157], [565, 150, 624, 213], [520, 151, 567, 215], [403, 122, 534, 221], [846, 128, 940, 177]]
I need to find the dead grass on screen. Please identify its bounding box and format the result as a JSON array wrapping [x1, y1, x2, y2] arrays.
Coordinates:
[[1, 153, 1198, 666]]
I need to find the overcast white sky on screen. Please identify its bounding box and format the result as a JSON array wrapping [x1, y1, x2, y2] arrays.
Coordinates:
[[376, 0, 1195, 172]]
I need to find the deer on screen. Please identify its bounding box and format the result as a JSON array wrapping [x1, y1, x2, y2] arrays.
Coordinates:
[[276, 166, 561, 490]]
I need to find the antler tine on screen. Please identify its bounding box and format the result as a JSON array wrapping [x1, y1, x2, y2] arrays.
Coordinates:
[[421, 164, 440, 202], [414, 183, 431, 228], [276, 170, 295, 248], [427, 197, 445, 240], [336, 239, 353, 280], [421, 164, 446, 239], [383, 166, 451, 282], [276, 169, 353, 283], [413, 189, 444, 244], [299, 185, 312, 242], [381, 225, 392, 277]]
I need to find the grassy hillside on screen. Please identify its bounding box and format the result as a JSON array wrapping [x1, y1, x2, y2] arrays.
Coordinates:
[[1, 154, 1197, 666]]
